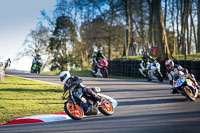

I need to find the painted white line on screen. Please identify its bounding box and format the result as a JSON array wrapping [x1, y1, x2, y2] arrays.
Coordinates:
[[6, 74, 62, 86], [19, 114, 71, 122]]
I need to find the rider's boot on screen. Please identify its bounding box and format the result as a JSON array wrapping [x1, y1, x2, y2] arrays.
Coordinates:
[[95, 69, 102, 77]]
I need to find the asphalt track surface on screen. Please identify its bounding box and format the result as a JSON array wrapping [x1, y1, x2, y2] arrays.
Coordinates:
[[1, 70, 200, 133]]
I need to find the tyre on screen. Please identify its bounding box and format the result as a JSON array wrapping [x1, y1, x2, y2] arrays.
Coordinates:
[[98, 97, 114, 116], [182, 86, 196, 101], [36, 67, 40, 74], [102, 69, 108, 78], [64, 102, 84, 120], [146, 76, 151, 81], [156, 71, 163, 82]]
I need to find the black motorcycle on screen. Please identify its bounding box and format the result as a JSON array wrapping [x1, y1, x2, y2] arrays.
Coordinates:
[[61, 86, 114, 120]]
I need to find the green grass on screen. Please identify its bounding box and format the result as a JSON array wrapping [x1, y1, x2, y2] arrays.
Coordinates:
[[172, 53, 200, 60], [0, 76, 63, 125], [114, 55, 143, 60]]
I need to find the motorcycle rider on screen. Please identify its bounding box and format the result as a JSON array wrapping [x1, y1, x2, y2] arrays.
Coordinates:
[[165, 60, 200, 94], [91, 50, 106, 76], [31, 54, 41, 68], [4, 58, 11, 70], [59, 71, 102, 104], [140, 51, 156, 74]]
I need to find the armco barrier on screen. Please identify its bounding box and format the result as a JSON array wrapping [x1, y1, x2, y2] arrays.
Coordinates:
[[108, 60, 200, 81], [0, 62, 5, 81]]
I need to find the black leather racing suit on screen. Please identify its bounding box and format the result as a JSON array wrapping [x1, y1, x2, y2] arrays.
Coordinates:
[[63, 76, 101, 102]]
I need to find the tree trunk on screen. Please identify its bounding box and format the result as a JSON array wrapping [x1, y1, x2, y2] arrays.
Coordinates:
[[180, 0, 185, 55], [188, 2, 192, 54], [147, 0, 154, 55], [128, 0, 137, 56], [139, 0, 145, 51], [176, 0, 180, 54], [164, 0, 167, 27], [190, 11, 197, 51], [123, 0, 129, 57], [152, 0, 171, 60], [170, 0, 176, 54], [197, 0, 200, 52]]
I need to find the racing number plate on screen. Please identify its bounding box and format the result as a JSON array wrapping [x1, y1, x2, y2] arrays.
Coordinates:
[[175, 78, 186, 87]]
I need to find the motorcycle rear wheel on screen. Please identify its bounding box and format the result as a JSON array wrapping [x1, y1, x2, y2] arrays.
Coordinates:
[[98, 97, 114, 116], [156, 71, 163, 82], [102, 69, 108, 78], [182, 86, 196, 101], [64, 102, 84, 120]]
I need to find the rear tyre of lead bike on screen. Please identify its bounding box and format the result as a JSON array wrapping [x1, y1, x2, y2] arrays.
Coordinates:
[[182, 86, 196, 101], [64, 101, 84, 120], [98, 97, 114, 116]]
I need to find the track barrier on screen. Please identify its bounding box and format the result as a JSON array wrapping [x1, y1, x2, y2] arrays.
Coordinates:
[[108, 60, 200, 81]]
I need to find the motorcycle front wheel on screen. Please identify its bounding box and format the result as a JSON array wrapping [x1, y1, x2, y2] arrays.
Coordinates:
[[182, 86, 196, 101], [98, 97, 114, 116], [64, 101, 84, 120]]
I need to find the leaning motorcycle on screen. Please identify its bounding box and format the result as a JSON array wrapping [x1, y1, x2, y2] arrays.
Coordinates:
[[4, 61, 10, 70], [91, 59, 108, 78], [31, 60, 43, 74], [173, 72, 198, 101], [139, 60, 163, 82], [61, 86, 114, 120]]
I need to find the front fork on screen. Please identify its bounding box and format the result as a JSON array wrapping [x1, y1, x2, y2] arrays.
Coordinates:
[[69, 91, 77, 110]]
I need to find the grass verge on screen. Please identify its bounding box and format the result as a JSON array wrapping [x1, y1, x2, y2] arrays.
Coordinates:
[[0, 76, 63, 125]]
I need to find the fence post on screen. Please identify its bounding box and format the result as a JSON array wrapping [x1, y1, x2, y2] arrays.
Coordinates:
[[0, 62, 5, 81]]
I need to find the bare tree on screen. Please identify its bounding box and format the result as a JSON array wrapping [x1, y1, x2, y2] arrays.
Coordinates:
[[17, 24, 50, 70]]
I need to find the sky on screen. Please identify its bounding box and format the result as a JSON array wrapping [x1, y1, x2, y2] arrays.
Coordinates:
[[0, 0, 56, 71]]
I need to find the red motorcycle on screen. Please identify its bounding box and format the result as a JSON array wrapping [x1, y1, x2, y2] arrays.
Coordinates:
[[91, 59, 108, 78]]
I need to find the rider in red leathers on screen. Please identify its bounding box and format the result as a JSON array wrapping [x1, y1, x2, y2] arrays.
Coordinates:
[[91, 50, 106, 76]]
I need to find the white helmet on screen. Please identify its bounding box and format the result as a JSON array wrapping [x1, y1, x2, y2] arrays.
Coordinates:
[[59, 71, 71, 84]]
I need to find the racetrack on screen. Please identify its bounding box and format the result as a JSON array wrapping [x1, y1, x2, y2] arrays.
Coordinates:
[[1, 70, 200, 133]]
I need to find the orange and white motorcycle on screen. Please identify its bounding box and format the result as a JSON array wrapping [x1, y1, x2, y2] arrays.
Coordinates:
[[173, 71, 199, 101]]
